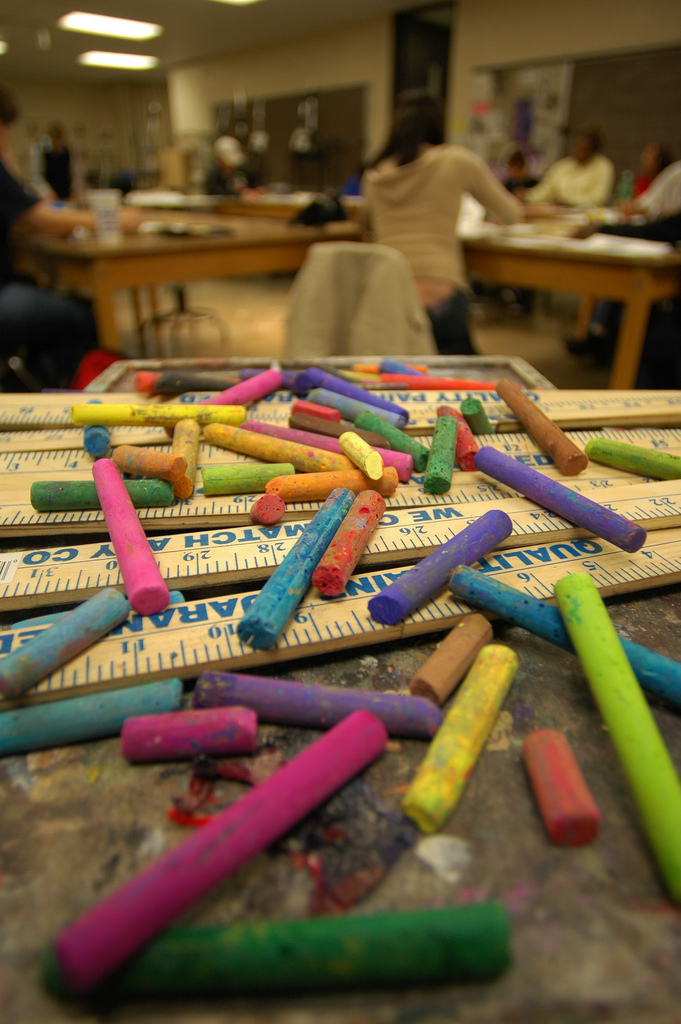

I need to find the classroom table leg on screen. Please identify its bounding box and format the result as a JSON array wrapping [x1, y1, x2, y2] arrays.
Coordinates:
[[608, 275, 654, 389], [575, 294, 597, 340], [90, 266, 123, 354]]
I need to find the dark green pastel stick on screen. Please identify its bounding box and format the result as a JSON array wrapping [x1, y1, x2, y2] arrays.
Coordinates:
[[584, 438, 681, 480], [42, 904, 511, 998], [200, 462, 295, 495], [30, 480, 174, 511], [424, 415, 457, 494], [460, 397, 494, 435], [354, 410, 430, 471]]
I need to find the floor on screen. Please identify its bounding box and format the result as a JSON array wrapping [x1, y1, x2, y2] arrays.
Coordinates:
[[117, 276, 612, 390]]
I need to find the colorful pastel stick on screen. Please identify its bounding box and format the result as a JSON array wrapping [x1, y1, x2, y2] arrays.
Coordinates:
[[380, 375, 496, 390], [294, 367, 409, 425], [380, 358, 429, 376], [0, 679, 183, 756], [424, 415, 457, 494], [522, 729, 601, 845], [460, 397, 494, 434], [245, 420, 412, 481], [437, 406, 478, 471], [203, 422, 353, 473], [134, 371, 240, 394], [555, 573, 681, 903], [409, 613, 493, 705], [584, 438, 681, 480], [13, 590, 185, 630], [112, 445, 187, 484], [474, 446, 646, 553], [30, 479, 174, 511], [354, 409, 430, 472], [448, 565, 681, 710], [236, 368, 297, 390], [237, 488, 354, 649], [120, 707, 258, 762], [289, 411, 391, 449], [70, 404, 246, 428], [291, 399, 341, 421], [368, 509, 513, 625], [307, 388, 407, 430], [43, 902, 511, 998], [53, 709, 387, 992], [265, 467, 398, 502], [249, 493, 285, 525], [83, 400, 110, 458], [0, 588, 131, 699], [339, 431, 383, 480], [200, 462, 295, 495], [495, 378, 588, 476], [194, 670, 442, 738], [198, 367, 283, 407], [312, 489, 385, 595], [170, 419, 200, 499], [133, 371, 159, 393], [92, 459, 170, 616], [403, 645, 518, 832]]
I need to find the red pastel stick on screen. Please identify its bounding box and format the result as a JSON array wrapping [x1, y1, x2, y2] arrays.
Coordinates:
[[133, 371, 160, 393], [436, 405, 479, 471], [522, 729, 601, 846], [291, 399, 341, 422], [250, 493, 286, 525], [379, 375, 496, 390]]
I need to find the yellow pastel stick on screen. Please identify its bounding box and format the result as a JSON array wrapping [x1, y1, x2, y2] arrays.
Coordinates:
[[204, 422, 354, 474], [339, 431, 384, 481], [403, 645, 519, 833], [70, 404, 246, 428]]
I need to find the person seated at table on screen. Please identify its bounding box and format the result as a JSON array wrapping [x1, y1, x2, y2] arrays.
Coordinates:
[[633, 142, 674, 199], [503, 148, 539, 198], [205, 135, 257, 196], [0, 82, 141, 389], [622, 152, 681, 220], [523, 126, 615, 208], [361, 90, 523, 355], [29, 123, 78, 202]]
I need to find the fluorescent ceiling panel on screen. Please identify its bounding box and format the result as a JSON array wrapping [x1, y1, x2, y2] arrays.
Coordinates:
[[78, 51, 159, 69], [58, 12, 162, 40]]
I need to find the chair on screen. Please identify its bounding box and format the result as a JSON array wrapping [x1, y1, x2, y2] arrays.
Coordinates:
[[284, 242, 437, 359], [140, 285, 229, 358]]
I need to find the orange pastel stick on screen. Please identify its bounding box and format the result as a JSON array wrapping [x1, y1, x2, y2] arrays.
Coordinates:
[[112, 445, 187, 484], [266, 467, 399, 502]]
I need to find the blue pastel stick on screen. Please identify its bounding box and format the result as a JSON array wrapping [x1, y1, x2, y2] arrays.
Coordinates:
[[368, 509, 513, 625], [307, 388, 407, 430], [449, 565, 681, 710], [83, 400, 110, 458], [13, 591, 186, 630], [474, 446, 647, 554], [295, 367, 410, 425], [380, 358, 428, 376], [0, 588, 131, 699], [0, 679, 184, 756], [237, 487, 354, 649]]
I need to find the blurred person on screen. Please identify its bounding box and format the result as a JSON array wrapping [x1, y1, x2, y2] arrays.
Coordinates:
[[633, 142, 673, 199], [503, 148, 538, 198], [523, 125, 615, 208], [622, 153, 681, 220], [205, 135, 257, 196], [30, 123, 74, 201], [362, 91, 523, 355]]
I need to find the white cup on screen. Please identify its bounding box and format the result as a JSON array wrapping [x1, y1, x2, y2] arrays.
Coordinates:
[[86, 188, 123, 243]]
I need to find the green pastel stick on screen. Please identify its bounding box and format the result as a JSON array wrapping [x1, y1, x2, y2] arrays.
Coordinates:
[[460, 397, 494, 434], [555, 572, 681, 903], [30, 479, 174, 511], [424, 414, 457, 494], [42, 903, 511, 998], [200, 463, 295, 495], [584, 438, 681, 480], [354, 410, 430, 471]]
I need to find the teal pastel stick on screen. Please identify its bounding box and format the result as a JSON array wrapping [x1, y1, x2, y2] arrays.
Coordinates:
[[307, 388, 407, 429], [555, 572, 681, 904], [0, 679, 183, 756], [13, 591, 186, 630], [237, 487, 354, 649], [0, 588, 132, 698], [83, 399, 111, 459]]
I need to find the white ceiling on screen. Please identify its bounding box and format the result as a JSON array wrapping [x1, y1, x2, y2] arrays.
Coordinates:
[[0, 0, 417, 83]]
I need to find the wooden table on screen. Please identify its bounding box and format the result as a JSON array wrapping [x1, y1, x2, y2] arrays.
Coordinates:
[[17, 217, 363, 354], [463, 234, 681, 389]]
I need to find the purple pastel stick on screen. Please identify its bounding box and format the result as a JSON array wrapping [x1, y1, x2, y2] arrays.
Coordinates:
[[199, 368, 283, 407], [244, 419, 413, 481], [54, 710, 387, 992], [294, 367, 410, 425], [193, 671, 443, 738], [120, 707, 258, 762], [474, 446, 647, 553], [368, 509, 513, 625]]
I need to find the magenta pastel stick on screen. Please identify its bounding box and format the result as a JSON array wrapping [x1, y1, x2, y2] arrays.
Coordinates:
[[54, 709, 387, 992], [244, 419, 413, 482], [92, 459, 170, 615], [120, 707, 258, 762], [199, 368, 283, 407]]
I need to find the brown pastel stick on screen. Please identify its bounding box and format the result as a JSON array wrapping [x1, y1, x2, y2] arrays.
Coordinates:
[[112, 445, 187, 484], [250, 494, 286, 525], [289, 412, 391, 450], [171, 419, 200, 499], [522, 729, 601, 845], [409, 613, 493, 705], [495, 378, 588, 476]]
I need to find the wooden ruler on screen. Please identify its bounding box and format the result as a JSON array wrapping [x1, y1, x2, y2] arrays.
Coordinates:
[[3, 525, 681, 709], [2, 479, 680, 612]]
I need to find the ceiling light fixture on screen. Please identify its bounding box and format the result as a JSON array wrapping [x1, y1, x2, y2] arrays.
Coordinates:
[[78, 51, 159, 70], [58, 12, 162, 40], [0, 40, 7, 55], [205, 1, 266, 6]]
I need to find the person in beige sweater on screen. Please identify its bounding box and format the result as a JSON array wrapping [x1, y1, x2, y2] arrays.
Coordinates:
[[362, 93, 523, 354]]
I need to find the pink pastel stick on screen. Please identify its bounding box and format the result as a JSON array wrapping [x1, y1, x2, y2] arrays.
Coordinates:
[[120, 707, 258, 762], [54, 709, 387, 992], [92, 459, 170, 615], [199, 368, 283, 406], [244, 419, 414, 482]]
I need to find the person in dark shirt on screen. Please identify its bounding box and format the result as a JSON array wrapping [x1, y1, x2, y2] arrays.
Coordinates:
[[42, 124, 72, 200]]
